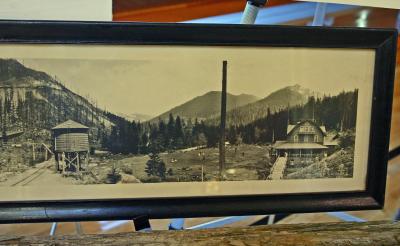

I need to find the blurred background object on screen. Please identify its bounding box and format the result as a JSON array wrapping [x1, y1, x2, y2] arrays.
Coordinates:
[[113, 0, 293, 22], [0, 0, 399, 237], [0, 0, 112, 21], [298, 0, 400, 9]]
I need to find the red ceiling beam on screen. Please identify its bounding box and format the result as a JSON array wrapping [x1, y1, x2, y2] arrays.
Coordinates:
[[113, 0, 295, 22]]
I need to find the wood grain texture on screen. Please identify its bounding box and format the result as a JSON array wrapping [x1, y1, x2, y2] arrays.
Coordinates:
[[0, 221, 399, 245]]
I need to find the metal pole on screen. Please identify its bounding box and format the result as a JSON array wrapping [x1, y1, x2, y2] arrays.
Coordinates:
[[240, 0, 267, 24], [49, 222, 58, 236], [312, 3, 328, 26], [267, 214, 276, 224], [75, 222, 83, 235]]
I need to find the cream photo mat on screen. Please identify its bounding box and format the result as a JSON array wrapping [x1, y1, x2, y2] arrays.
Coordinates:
[[0, 44, 375, 201]]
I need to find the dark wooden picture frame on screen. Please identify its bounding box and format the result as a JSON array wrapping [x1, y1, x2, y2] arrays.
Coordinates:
[[0, 21, 396, 223]]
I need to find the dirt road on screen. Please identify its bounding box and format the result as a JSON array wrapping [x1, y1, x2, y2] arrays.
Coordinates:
[[0, 160, 77, 186]]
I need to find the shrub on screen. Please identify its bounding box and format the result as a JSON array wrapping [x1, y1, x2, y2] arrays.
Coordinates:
[[120, 173, 141, 184], [338, 130, 355, 149], [105, 165, 121, 184], [121, 165, 134, 175], [141, 176, 162, 183], [164, 177, 179, 182]]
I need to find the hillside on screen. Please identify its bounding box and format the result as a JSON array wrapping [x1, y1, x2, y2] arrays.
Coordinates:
[[212, 84, 317, 126], [118, 112, 153, 122], [285, 147, 354, 179], [151, 91, 259, 122], [0, 59, 114, 143], [0, 59, 60, 88]]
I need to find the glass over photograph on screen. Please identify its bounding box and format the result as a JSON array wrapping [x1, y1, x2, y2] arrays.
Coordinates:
[[0, 44, 375, 201]]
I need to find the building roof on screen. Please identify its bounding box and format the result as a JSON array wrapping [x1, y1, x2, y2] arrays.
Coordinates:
[[274, 142, 328, 150], [52, 120, 89, 130], [323, 140, 338, 146], [323, 134, 339, 146], [287, 125, 296, 134], [287, 120, 326, 136]]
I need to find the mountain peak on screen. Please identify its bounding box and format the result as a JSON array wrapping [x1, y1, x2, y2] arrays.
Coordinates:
[[0, 58, 29, 82], [284, 84, 302, 91], [212, 84, 318, 126], [0, 58, 23, 67], [283, 84, 319, 98], [288, 84, 301, 88], [150, 91, 259, 122], [204, 90, 220, 95], [0, 58, 60, 88]]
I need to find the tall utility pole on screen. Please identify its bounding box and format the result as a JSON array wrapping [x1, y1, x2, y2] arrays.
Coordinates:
[[219, 60, 227, 180]]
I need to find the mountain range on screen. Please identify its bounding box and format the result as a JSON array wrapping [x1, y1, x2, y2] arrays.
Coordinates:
[[150, 91, 260, 122], [0, 58, 318, 132], [118, 112, 153, 122], [151, 84, 317, 126], [220, 84, 317, 126]]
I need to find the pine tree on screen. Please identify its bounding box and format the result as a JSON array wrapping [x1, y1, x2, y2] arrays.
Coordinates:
[[145, 151, 166, 180], [129, 121, 140, 154], [158, 119, 167, 150], [227, 126, 238, 145], [173, 116, 184, 149], [204, 125, 219, 147], [197, 133, 207, 146], [106, 164, 121, 184], [183, 118, 193, 147], [140, 132, 149, 154], [167, 113, 175, 146]]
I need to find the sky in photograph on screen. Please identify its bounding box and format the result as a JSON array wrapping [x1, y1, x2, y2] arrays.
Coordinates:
[[17, 46, 374, 116]]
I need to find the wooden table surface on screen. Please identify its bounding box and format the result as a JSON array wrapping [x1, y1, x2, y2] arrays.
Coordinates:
[[0, 221, 399, 246]]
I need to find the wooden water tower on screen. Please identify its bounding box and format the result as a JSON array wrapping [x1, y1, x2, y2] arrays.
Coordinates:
[[52, 120, 89, 173]]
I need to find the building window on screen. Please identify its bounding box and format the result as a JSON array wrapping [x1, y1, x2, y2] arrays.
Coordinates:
[[314, 135, 318, 142], [299, 125, 315, 133], [294, 135, 298, 142], [304, 135, 309, 142]]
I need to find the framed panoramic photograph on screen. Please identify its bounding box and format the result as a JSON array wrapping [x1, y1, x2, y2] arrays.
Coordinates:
[[0, 21, 396, 222]]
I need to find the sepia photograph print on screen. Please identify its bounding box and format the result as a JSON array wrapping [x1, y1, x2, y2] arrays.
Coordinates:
[[0, 22, 396, 222], [0, 43, 376, 202]]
